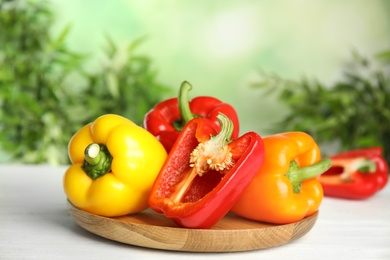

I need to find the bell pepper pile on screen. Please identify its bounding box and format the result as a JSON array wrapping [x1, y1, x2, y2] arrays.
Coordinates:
[[318, 147, 389, 200], [63, 80, 389, 229]]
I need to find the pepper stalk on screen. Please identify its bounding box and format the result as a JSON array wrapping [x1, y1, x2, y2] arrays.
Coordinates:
[[82, 143, 113, 180], [286, 158, 332, 193], [173, 81, 195, 131], [331, 157, 377, 182]]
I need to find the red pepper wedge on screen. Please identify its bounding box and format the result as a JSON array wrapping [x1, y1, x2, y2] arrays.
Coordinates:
[[148, 113, 265, 229], [143, 81, 240, 152], [319, 147, 389, 200]]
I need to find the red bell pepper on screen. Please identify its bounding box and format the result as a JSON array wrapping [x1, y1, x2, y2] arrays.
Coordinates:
[[143, 81, 240, 152], [148, 113, 265, 229], [319, 147, 389, 200]]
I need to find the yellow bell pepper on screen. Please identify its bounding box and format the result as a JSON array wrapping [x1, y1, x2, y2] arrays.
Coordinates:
[[63, 114, 167, 217]]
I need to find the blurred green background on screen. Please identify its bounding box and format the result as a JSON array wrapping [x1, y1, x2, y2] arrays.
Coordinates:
[[1, 0, 389, 164], [49, 0, 390, 131]]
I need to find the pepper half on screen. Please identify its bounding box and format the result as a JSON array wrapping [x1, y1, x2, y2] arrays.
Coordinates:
[[319, 147, 389, 200], [148, 113, 265, 229], [64, 114, 167, 217], [231, 132, 331, 224], [143, 81, 240, 152]]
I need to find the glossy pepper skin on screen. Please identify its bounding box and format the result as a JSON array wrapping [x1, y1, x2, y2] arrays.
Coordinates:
[[231, 132, 331, 224], [143, 81, 240, 152], [148, 113, 265, 229], [64, 114, 167, 217], [319, 147, 389, 200]]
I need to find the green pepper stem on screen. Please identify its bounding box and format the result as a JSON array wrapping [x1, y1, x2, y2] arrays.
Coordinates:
[[84, 143, 102, 165], [332, 157, 377, 173], [82, 143, 112, 180], [178, 81, 195, 124], [214, 112, 234, 144], [286, 158, 332, 194], [189, 112, 234, 176], [331, 157, 377, 182], [355, 159, 377, 173]]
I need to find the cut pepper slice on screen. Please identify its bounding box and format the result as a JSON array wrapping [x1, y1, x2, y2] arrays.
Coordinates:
[[148, 113, 265, 229]]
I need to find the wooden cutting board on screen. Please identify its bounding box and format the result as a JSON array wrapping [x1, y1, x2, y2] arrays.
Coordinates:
[[67, 201, 318, 252]]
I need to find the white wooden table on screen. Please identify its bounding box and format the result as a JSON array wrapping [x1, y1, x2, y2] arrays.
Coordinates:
[[1, 164, 389, 259]]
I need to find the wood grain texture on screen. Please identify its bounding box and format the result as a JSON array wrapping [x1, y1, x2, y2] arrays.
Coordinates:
[[67, 201, 318, 252]]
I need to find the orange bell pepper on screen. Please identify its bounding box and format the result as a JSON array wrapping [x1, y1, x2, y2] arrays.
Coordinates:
[[231, 132, 331, 224]]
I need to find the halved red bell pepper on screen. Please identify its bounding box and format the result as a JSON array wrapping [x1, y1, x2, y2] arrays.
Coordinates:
[[143, 81, 240, 152], [319, 147, 389, 200], [148, 113, 265, 229]]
